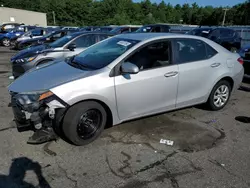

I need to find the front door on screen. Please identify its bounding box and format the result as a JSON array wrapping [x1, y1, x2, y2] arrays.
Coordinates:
[[114, 40, 179, 121]]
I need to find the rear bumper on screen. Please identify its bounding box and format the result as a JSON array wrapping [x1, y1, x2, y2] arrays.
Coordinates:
[[233, 68, 244, 92]]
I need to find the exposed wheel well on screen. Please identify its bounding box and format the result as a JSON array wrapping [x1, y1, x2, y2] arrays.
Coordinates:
[[72, 99, 113, 128], [36, 59, 53, 66], [219, 77, 234, 90]]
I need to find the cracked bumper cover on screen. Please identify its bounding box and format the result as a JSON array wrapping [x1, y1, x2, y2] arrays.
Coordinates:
[[11, 96, 66, 132]]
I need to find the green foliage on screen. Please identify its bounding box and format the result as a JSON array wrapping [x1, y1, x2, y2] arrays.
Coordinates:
[[0, 0, 249, 26]]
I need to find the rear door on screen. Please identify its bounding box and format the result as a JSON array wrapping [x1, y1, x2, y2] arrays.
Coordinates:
[[173, 38, 221, 108]]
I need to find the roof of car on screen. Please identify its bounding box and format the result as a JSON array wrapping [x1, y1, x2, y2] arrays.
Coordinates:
[[115, 33, 198, 41], [69, 31, 115, 37]]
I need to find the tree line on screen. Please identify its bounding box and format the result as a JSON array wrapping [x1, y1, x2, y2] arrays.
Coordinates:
[[0, 0, 249, 26]]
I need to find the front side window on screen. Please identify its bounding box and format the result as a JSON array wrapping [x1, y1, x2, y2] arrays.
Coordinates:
[[125, 41, 171, 70], [136, 26, 152, 33], [69, 37, 140, 70], [151, 26, 161, 32], [49, 35, 75, 48], [72, 35, 97, 48], [208, 29, 220, 39], [174, 39, 207, 64], [220, 29, 234, 38]]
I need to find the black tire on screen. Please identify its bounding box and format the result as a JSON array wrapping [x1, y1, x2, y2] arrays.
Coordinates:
[[207, 80, 232, 111], [62, 101, 107, 146], [2, 38, 10, 47]]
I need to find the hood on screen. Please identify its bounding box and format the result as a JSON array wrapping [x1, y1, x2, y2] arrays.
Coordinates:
[[11, 45, 52, 61], [8, 60, 91, 93]]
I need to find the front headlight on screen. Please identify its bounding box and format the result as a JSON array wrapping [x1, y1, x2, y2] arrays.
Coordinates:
[[15, 91, 54, 106], [25, 55, 37, 62]]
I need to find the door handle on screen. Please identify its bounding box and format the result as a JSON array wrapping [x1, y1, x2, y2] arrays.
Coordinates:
[[164, 71, 178, 77], [211, 63, 221, 68]]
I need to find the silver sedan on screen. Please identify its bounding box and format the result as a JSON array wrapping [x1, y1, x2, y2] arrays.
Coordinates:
[[9, 33, 244, 145]]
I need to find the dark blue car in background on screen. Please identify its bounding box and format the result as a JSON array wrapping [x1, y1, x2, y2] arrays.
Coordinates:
[[14, 29, 79, 50], [0, 26, 37, 47]]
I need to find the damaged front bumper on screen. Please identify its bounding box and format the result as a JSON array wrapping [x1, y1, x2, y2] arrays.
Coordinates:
[[10, 92, 66, 132]]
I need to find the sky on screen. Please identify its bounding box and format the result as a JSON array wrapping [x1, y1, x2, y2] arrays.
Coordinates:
[[135, 0, 246, 7]]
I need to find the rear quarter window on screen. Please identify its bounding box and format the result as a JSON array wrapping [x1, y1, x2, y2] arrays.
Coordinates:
[[206, 44, 218, 58]]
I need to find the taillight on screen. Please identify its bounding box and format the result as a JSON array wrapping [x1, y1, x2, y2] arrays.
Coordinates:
[[237, 57, 244, 65]]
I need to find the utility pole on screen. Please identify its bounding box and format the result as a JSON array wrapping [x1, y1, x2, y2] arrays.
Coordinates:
[[222, 8, 229, 26], [52, 11, 56, 25]]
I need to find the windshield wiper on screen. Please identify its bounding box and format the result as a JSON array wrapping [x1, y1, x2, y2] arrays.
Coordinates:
[[67, 56, 92, 70]]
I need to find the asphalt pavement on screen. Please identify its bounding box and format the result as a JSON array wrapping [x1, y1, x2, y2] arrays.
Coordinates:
[[0, 47, 250, 188]]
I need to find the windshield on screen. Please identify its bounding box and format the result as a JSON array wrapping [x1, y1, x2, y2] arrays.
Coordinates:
[[49, 35, 74, 48], [135, 26, 151, 33], [70, 37, 140, 70]]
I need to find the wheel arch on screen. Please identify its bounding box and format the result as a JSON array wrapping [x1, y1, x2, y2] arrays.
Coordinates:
[[66, 98, 116, 128], [206, 75, 234, 102], [35, 58, 55, 66]]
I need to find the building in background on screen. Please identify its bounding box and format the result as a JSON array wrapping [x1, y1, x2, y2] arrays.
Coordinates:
[[0, 7, 47, 26]]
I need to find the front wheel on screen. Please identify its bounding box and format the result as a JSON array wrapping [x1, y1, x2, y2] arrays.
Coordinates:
[[62, 101, 107, 146], [207, 80, 232, 111], [2, 38, 10, 47]]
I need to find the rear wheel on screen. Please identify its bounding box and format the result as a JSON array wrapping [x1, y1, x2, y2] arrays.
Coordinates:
[[2, 38, 10, 47], [207, 80, 232, 110], [62, 101, 107, 146]]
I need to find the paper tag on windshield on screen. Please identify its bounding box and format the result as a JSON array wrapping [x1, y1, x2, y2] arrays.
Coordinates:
[[117, 41, 131, 47]]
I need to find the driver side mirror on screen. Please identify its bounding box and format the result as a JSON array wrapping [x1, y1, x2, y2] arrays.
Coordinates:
[[121, 62, 139, 74], [29, 34, 33, 38], [68, 43, 77, 51]]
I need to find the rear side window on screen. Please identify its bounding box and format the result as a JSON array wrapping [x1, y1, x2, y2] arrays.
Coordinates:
[[174, 39, 207, 64], [206, 44, 218, 58]]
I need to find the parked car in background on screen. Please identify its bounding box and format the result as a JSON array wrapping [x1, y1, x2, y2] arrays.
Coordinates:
[[14, 27, 46, 43], [0, 23, 24, 33], [94, 26, 117, 32], [206, 28, 241, 52], [0, 26, 37, 47], [80, 26, 98, 32], [11, 32, 113, 78], [14, 29, 76, 50], [136, 24, 171, 33], [0, 29, 25, 47], [186, 27, 213, 37], [110, 26, 141, 34], [8, 33, 244, 145], [238, 45, 250, 75]]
